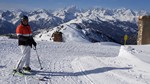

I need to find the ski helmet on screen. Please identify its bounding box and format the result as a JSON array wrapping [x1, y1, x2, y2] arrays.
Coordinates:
[[21, 15, 28, 21]]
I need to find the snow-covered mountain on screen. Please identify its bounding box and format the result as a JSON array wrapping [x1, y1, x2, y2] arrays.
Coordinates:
[[52, 6, 81, 22], [0, 6, 150, 44]]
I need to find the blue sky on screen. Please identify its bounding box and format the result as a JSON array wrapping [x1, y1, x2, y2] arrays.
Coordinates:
[[0, 0, 149, 11]]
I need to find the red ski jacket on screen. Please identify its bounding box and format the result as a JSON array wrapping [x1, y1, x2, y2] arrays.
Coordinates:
[[16, 24, 33, 46]]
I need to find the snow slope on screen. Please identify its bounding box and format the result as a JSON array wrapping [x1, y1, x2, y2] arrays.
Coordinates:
[[0, 37, 150, 84], [35, 23, 90, 42]]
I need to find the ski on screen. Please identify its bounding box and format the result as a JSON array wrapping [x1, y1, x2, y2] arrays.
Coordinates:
[[12, 69, 49, 81], [12, 69, 24, 76]]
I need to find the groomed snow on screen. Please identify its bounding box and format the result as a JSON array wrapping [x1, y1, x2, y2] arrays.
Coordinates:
[[0, 37, 150, 84]]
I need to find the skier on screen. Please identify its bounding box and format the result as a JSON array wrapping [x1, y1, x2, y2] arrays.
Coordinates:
[[15, 15, 37, 73]]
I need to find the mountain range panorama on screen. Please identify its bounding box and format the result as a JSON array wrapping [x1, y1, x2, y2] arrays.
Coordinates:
[[0, 6, 150, 44]]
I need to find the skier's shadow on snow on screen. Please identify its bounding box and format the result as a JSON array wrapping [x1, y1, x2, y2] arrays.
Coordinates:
[[33, 67, 132, 77], [0, 65, 6, 68]]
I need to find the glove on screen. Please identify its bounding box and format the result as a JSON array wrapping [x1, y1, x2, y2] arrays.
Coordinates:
[[32, 41, 37, 48], [27, 39, 32, 47], [30, 37, 37, 48]]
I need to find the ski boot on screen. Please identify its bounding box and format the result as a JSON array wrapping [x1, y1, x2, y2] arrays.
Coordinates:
[[23, 66, 31, 72]]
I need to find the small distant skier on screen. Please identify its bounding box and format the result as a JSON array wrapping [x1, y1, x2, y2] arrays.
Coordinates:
[[15, 15, 37, 73]]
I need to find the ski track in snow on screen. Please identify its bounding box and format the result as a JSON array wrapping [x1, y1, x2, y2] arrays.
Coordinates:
[[71, 46, 150, 84], [0, 38, 150, 84]]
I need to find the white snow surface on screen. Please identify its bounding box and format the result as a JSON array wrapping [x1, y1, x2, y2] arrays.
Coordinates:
[[0, 37, 150, 84]]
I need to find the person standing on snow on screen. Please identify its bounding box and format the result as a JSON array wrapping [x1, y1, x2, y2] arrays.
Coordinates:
[[15, 15, 37, 73]]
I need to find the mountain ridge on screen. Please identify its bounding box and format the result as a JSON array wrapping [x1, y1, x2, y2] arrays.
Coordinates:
[[0, 6, 150, 44]]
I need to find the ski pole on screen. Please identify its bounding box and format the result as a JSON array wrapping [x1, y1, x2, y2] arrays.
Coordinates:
[[34, 47, 43, 70], [13, 57, 23, 76]]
